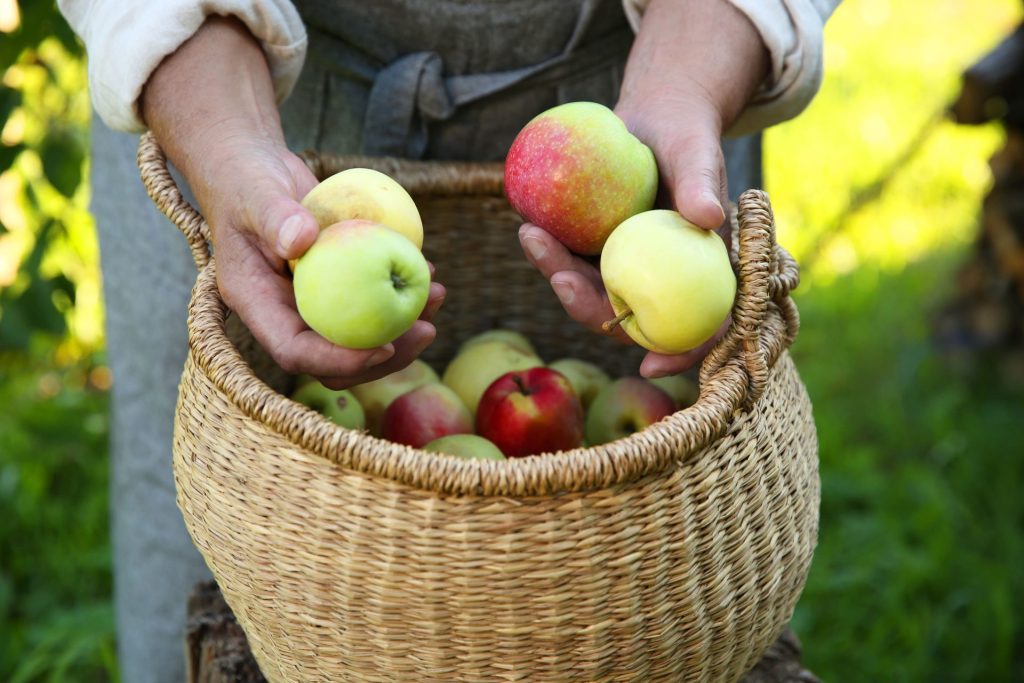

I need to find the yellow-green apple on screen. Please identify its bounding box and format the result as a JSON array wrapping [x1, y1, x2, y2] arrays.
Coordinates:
[[547, 358, 610, 409], [350, 359, 439, 436], [293, 220, 431, 349], [504, 101, 658, 255], [601, 210, 736, 353], [442, 340, 543, 415], [422, 434, 506, 461], [381, 383, 473, 448], [585, 377, 676, 446], [649, 374, 699, 409], [301, 168, 423, 248], [476, 367, 584, 458], [458, 329, 537, 357], [291, 381, 366, 430]]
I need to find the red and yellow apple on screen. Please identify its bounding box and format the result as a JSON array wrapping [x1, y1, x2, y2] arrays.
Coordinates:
[[476, 367, 584, 458], [381, 383, 473, 448], [442, 340, 543, 415], [350, 359, 439, 436], [293, 220, 431, 350], [504, 101, 658, 255], [422, 434, 506, 461], [601, 210, 736, 353], [585, 377, 676, 446]]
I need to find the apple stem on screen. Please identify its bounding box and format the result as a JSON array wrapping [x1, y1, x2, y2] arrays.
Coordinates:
[[602, 307, 632, 333]]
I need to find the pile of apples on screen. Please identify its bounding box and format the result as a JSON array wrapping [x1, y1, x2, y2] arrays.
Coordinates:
[[284, 100, 736, 459], [292, 329, 698, 460]]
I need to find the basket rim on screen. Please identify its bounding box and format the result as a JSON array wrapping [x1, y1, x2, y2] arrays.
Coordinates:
[[138, 133, 801, 497]]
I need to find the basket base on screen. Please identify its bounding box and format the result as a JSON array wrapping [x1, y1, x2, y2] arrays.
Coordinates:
[[185, 581, 820, 683]]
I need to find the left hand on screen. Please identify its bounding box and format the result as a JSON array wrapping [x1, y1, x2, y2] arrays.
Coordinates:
[[520, 0, 768, 377]]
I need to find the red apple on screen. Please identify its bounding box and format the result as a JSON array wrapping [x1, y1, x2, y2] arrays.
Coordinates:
[[476, 367, 584, 458], [381, 383, 473, 448], [585, 378, 676, 446], [504, 101, 658, 255]]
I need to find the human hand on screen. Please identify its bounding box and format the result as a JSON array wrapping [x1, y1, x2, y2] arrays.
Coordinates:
[[520, 0, 767, 377], [142, 17, 442, 389]]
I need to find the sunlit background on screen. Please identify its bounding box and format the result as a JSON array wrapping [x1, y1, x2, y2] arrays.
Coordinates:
[[1, 0, 1021, 680]]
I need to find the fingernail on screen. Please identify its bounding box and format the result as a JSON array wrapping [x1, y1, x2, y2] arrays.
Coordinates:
[[278, 215, 303, 253], [523, 235, 547, 262], [702, 191, 726, 222], [551, 279, 574, 306], [364, 346, 394, 369]]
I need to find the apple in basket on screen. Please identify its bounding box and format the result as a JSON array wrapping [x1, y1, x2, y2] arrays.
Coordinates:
[[476, 367, 584, 458], [649, 374, 700, 410], [504, 101, 658, 255], [457, 328, 537, 357], [422, 434, 506, 461], [600, 210, 736, 354], [381, 383, 473, 448], [301, 167, 423, 248], [585, 377, 676, 446], [350, 359, 439, 436], [292, 219, 431, 350], [291, 379, 366, 430], [547, 358, 610, 410], [442, 340, 543, 416]]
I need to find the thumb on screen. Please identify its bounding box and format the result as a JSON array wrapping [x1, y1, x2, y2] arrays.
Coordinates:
[[662, 134, 728, 231], [250, 192, 321, 261]]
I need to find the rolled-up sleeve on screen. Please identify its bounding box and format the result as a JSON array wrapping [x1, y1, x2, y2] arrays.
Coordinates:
[[58, 0, 307, 133], [622, 0, 842, 135]]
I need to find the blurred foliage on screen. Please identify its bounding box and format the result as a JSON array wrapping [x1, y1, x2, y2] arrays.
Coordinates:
[[1, 0, 1022, 682], [0, 1, 114, 681]]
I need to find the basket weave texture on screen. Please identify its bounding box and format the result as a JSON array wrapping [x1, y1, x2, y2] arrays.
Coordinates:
[[137, 132, 819, 683]]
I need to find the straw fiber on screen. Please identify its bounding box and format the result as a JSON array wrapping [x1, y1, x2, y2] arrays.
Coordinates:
[[138, 132, 819, 682]]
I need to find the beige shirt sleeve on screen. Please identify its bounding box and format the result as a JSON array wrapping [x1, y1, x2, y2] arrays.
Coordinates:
[[622, 0, 842, 136], [58, 0, 308, 133]]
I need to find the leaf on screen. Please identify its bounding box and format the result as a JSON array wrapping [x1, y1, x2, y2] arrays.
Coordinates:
[[0, 143, 24, 174], [39, 129, 83, 197], [0, 86, 20, 124]]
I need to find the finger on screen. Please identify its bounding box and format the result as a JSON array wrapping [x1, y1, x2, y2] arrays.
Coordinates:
[[218, 248, 397, 377], [420, 282, 446, 321], [245, 187, 321, 262], [549, 271, 632, 344], [519, 224, 603, 289], [317, 320, 437, 390], [660, 132, 728, 231], [638, 317, 730, 377]]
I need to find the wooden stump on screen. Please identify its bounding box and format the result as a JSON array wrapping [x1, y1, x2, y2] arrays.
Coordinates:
[[186, 581, 820, 683]]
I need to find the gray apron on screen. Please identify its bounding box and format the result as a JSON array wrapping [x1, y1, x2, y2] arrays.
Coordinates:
[[91, 2, 762, 680]]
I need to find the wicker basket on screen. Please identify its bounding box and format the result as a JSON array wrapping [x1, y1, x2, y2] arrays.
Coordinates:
[[137, 131, 819, 683]]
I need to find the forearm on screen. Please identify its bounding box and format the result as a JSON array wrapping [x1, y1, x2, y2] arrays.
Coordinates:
[[141, 16, 285, 212]]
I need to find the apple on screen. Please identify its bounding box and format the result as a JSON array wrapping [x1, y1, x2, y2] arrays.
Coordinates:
[[301, 168, 423, 249], [422, 434, 506, 461], [442, 340, 543, 415], [504, 101, 658, 255], [293, 220, 431, 349], [585, 377, 676, 446], [291, 380, 365, 430], [381, 383, 473, 448], [601, 210, 736, 354], [476, 367, 584, 458], [458, 329, 537, 357], [648, 374, 699, 409], [547, 358, 610, 409], [350, 359, 439, 436]]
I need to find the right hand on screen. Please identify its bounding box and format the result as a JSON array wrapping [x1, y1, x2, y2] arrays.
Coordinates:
[[142, 16, 442, 389]]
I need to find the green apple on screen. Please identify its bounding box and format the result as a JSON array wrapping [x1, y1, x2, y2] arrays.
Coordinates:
[[293, 220, 431, 349], [291, 381, 365, 430], [301, 168, 423, 249], [505, 101, 658, 254], [547, 358, 610, 409], [649, 374, 699, 409], [458, 329, 537, 357], [422, 434, 506, 461], [601, 210, 736, 354], [585, 377, 676, 446], [442, 340, 543, 415], [350, 359, 439, 436]]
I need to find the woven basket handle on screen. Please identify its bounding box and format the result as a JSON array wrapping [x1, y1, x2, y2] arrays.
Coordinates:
[[700, 190, 800, 406], [137, 131, 212, 270]]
